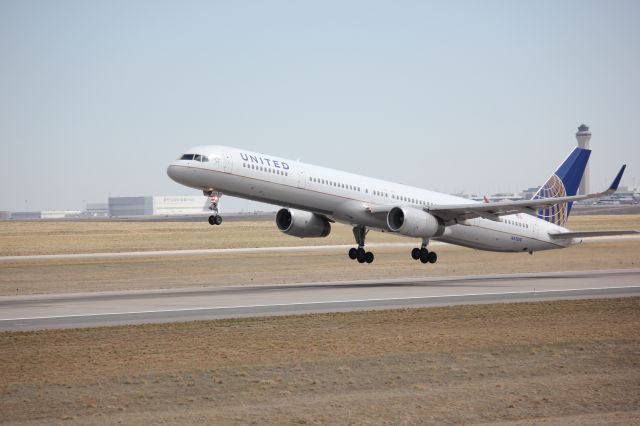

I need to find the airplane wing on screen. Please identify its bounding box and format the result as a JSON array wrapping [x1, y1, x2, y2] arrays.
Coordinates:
[[426, 165, 626, 223], [548, 230, 639, 239]]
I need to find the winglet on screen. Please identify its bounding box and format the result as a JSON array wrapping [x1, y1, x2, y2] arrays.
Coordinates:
[[609, 165, 626, 191]]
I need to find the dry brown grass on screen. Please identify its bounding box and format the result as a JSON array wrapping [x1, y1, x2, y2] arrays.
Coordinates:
[[1, 217, 638, 296], [0, 220, 398, 256], [0, 215, 638, 256], [1, 298, 639, 424], [0, 240, 638, 296]]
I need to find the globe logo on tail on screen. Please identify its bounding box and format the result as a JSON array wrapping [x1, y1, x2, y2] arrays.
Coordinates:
[[534, 174, 568, 226]]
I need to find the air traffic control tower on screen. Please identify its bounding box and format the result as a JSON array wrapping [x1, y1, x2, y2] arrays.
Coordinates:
[[576, 124, 592, 195]]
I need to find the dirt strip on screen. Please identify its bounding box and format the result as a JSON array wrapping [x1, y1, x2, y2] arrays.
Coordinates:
[[1, 298, 639, 425]]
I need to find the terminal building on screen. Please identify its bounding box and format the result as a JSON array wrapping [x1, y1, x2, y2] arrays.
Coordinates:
[[108, 196, 210, 217]]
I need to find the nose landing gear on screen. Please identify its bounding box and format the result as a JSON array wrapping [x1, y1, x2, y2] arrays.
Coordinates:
[[208, 214, 222, 225], [205, 190, 223, 226]]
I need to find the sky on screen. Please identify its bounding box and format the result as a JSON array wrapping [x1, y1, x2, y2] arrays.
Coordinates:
[[1, 0, 639, 212]]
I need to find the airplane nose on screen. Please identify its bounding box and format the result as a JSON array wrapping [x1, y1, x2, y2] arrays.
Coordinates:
[[167, 163, 180, 183]]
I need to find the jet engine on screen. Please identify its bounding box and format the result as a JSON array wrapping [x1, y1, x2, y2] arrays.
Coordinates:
[[387, 207, 445, 238], [276, 208, 331, 238]]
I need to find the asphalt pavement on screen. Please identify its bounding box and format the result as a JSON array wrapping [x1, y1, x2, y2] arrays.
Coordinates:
[[1, 269, 638, 331]]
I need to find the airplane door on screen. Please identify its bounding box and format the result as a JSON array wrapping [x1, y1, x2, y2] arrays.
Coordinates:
[[297, 171, 306, 189], [224, 153, 233, 173]]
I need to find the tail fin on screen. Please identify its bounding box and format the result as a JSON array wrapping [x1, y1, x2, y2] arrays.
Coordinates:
[[532, 147, 591, 226]]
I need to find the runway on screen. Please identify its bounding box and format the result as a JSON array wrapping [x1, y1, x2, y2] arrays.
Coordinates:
[[1, 269, 638, 331]]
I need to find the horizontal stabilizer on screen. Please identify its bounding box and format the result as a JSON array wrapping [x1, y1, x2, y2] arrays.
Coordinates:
[[548, 230, 639, 239]]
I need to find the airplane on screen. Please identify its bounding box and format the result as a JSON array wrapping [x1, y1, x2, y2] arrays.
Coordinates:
[[167, 145, 637, 264]]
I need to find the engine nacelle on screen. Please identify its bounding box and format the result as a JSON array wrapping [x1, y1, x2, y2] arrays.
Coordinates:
[[387, 207, 445, 238], [276, 208, 331, 238]]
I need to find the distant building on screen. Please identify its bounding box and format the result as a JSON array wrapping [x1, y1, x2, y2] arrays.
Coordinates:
[[576, 124, 592, 195], [109, 197, 154, 216], [41, 210, 83, 219], [520, 187, 539, 200], [10, 211, 42, 220], [487, 193, 524, 202], [153, 196, 211, 215], [85, 203, 109, 217], [108, 196, 210, 217], [0, 211, 10, 220]]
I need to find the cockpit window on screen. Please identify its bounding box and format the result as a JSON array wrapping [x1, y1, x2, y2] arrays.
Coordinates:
[[180, 153, 210, 162]]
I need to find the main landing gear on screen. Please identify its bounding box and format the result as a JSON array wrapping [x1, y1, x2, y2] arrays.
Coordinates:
[[411, 241, 437, 264], [205, 190, 223, 226], [348, 226, 374, 264]]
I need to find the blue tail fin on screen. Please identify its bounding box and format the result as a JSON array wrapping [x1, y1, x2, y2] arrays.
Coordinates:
[[532, 147, 591, 226]]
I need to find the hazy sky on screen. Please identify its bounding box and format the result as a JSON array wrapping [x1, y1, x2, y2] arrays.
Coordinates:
[[1, 0, 639, 212]]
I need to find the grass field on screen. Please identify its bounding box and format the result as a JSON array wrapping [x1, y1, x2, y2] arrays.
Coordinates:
[[0, 216, 638, 296], [1, 218, 639, 424], [0, 215, 638, 256], [1, 298, 639, 424]]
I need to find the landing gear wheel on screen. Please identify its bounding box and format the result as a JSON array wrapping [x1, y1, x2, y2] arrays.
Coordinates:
[[365, 251, 374, 264], [419, 248, 430, 264], [348, 248, 358, 260], [411, 248, 421, 260], [352, 226, 373, 264], [427, 251, 437, 264], [206, 191, 222, 225]]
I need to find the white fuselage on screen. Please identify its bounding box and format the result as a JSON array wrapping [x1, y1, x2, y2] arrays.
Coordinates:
[[167, 145, 575, 253]]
